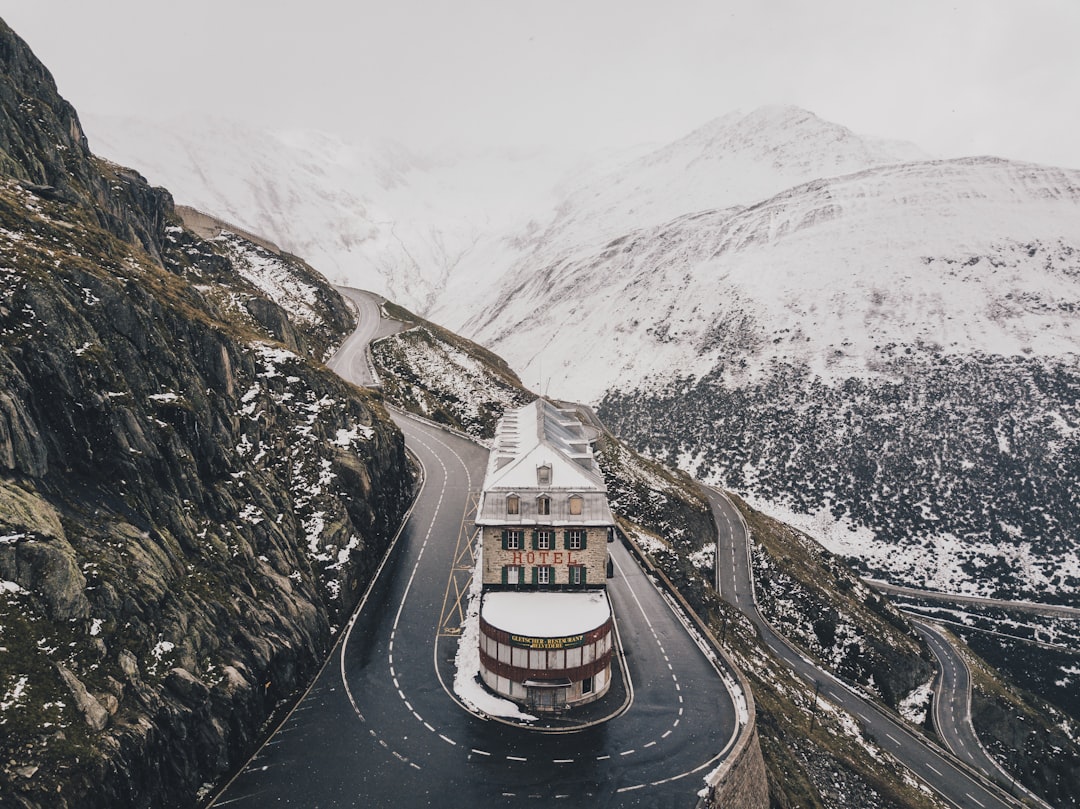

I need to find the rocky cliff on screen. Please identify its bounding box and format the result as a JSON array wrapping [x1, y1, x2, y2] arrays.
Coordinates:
[[0, 18, 413, 808]]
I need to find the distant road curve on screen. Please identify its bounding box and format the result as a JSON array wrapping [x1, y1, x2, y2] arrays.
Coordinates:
[[702, 486, 1032, 809], [327, 286, 406, 387], [867, 580, 1080, 620]]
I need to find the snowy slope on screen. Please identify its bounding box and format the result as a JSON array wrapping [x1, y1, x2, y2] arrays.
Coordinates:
[[466, 156, 1080, 401], [432, 106, 929, 325], [82, 114, 593, 313], [82, 106, 1080, 600]]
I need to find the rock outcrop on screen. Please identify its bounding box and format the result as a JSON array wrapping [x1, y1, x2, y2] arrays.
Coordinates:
[[0, 17, 413, 808]]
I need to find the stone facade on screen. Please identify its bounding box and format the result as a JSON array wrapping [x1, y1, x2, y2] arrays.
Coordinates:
[[481, 525, 609, 588]]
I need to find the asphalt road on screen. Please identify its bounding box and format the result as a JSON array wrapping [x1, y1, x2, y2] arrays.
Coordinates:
[[208, 300, 744, 808], [326, 286, 405, 386], [868, 580, 1080, 621], [702, 486, 1033, 809], [914, 621, 990, 772]]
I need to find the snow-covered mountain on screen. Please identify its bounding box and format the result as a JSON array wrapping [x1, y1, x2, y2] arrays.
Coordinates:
[[465, 156, 1080, 400], [85, 106, 1080, 603], [451, 115, 1080, 604], [82, 113, 600, 314]]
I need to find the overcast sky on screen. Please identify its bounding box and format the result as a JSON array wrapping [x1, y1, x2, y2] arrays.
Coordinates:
[[5, 0, 1079, 167]]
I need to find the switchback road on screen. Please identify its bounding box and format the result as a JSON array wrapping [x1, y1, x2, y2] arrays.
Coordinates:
[[703, 487, 1032, 809], [209, 297, 744, 808]]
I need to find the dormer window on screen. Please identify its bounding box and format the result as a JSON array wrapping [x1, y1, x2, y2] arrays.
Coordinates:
[[506, 494, 520, 515], [537, 464, 552, 486], [537, 495, 550, 516], [568, 494, 583, 516]]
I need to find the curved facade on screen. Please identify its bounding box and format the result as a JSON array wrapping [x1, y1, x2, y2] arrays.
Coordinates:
[[478, 591, 613, 711]]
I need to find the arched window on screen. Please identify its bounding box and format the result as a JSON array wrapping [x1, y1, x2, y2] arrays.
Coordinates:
[[568, 495, 583, 516], [506, 494, 520, 515]]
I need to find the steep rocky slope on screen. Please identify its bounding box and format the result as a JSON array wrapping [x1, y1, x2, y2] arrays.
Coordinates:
[[369, 301, 534, 440], [0, 19, 412, 808]]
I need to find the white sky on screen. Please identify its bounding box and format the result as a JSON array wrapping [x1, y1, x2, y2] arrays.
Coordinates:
[[4, 0, 1080, 167]]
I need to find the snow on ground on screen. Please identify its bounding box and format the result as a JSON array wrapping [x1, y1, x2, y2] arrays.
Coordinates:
[[213, 233, 322, 325], [740, 492, 1080, 598], [453, 552, 537, 721], [899, 678, 934, 726]]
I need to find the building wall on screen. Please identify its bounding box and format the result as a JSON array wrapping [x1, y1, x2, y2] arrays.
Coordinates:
[[704, 727, 769, 809], [481, 525, 608, 587], [478, 615, 613, 709]]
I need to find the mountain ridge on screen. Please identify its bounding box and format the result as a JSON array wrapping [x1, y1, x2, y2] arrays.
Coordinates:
[[71, 91, 1080, 603], [1, 19, 413, 807]]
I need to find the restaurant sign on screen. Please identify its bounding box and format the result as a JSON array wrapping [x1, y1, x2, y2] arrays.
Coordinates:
[[509, 633, 586, 649]]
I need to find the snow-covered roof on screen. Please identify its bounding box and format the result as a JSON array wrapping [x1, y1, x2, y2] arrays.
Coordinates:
[[481, 590, 611, 637], [483, 399, 604, 491], [476, 399, 614, 526]]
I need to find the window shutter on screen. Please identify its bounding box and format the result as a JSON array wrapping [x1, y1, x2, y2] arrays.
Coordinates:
[[532, 566, 539, 585], [531, 530, 539, 550], [581, 567, 587, 585], [564, 530, 570, 549], [502, 566, 508, 585], [581, 531, 587, 550], [501, 529, 508, 550]]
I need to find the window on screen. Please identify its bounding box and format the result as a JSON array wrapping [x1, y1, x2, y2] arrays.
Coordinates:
[[537, 495, 550, 515], [506, 494, 520, 515], [536, 566, 552, 585], [569, 565, 585, 585], [503, 529, 522, 550], [504, 565, 521, 585], [582, 676, 593, 694], [566, 529, 585, 550], [537, 465, 552, 486], [537, 530, 552, 550], [568, 495, 583, 516]]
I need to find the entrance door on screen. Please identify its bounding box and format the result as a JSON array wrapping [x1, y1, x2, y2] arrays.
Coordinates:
[[528, 686, 567, 711]]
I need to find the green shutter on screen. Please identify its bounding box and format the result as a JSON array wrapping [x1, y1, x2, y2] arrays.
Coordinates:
[[532, 566, 539, 585], [501, 529, 508, 550], [580, 530, 587, 550], [564, 530, 571, 549], [531, 530, 538, 550], [580, 567, 587, 585], [502, 566, 508, 585]]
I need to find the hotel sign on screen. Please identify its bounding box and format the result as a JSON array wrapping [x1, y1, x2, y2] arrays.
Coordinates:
[[509, 633, 586, 649]]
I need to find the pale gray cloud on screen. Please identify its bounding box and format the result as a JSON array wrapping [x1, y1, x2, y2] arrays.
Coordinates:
[[4, 0, 1079, 167]]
